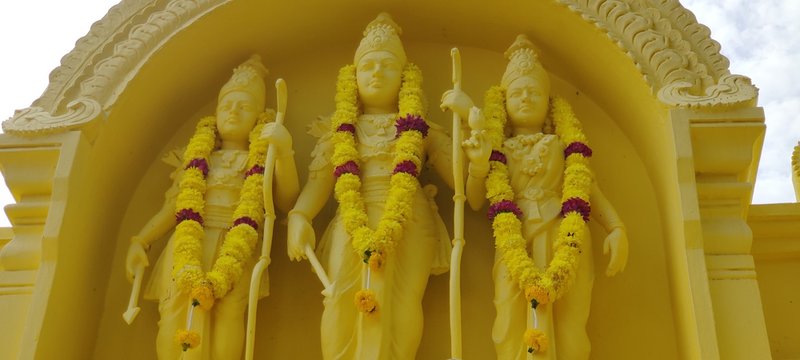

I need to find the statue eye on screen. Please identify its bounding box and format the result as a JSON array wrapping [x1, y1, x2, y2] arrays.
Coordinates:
[[359, 61, 376, 71]]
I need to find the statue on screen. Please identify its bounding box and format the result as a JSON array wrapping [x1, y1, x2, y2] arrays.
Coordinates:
[[441, 35, 629, 360], [124, 55, 299, 360], [286, 13, 486, 359]]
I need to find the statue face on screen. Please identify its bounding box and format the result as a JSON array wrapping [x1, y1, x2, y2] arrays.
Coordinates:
[[216, 91, 259, 142], [356, 51, 403, 112], [505, 76, 550, 131]]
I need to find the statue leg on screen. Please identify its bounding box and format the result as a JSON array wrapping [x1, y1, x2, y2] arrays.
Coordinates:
[[385, 217, 437, 359], [156, 283, 204, 360], [210, 264, 252, 360], [492, 251, 529, 360], [320, 220, 361, 360], [553, 234, 595, 360]]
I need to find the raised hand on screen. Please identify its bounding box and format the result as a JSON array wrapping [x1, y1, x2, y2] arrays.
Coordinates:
[[260, 122, 293, 156], [440, 89, 474, 120]]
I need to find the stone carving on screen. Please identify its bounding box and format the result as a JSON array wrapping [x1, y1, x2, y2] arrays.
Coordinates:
[[557, 0, 758, 108], [1, 98, 104, 136], [2, 0, 759, 137]]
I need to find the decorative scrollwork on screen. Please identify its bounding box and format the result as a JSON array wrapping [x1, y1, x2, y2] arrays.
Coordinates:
[[557, 0, 759, 109], [2, 98, 104, 137]]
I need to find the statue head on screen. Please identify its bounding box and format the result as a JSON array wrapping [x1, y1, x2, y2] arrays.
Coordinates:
[[216, 55, 268, 142], [353, 12, 407, 112], [502, 35, 551, 131]]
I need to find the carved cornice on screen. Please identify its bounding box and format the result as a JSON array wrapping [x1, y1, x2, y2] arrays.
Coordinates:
[[4, 0, 757, 137], [3, 0, 227, 137], [35, 0, 159, 111], [2, 98, 104, 136], [558, 0, 759, 109]]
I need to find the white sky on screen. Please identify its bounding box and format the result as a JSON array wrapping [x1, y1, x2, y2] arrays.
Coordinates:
[[0, 1, 797, 227]]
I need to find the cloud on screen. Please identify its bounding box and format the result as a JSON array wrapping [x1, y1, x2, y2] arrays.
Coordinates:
[[683, 0, 800, 203]]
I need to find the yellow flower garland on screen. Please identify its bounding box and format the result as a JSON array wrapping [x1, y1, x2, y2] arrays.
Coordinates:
[[330, 63, 427, 316], [172, 111, 271, 350], [483, 86, 592, 353], [331, 63, 427, 262]]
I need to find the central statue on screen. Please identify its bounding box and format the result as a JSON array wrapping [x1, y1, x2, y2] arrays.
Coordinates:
[[286, 12, 484, 359]]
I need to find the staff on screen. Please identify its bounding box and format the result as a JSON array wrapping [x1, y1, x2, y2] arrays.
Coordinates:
[[245, 78, 287, 360], [448, 47, 465, 360]]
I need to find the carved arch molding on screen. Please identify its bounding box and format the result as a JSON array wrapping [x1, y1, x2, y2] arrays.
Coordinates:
[[2, 0, 758, 137]]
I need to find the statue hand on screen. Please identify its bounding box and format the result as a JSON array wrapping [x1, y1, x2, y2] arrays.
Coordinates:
[[463, 124, 492, 172], [287, 211, 315, 261], [440, 89, 474, 120], [261, 122, 293, 156], [603, 227, 628, 276], [125, 237, 149, 283]]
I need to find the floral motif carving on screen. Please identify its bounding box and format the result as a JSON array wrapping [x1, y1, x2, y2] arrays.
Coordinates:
[[557, 0, 758, 108]]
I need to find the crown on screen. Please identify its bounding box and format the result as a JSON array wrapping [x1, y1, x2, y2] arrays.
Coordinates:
[[354, 12, 407, 65]]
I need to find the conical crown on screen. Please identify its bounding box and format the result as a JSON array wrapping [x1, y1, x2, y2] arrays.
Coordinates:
[[353, 12, 407, 65], [501, 34, 548, 89], [218, 54, 268, 112]]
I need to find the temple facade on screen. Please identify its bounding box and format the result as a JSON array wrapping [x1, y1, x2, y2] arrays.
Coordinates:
[[0, 1, 797, 359]]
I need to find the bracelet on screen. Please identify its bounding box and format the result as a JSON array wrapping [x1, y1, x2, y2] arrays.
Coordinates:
[[468, 163, 489, 179]]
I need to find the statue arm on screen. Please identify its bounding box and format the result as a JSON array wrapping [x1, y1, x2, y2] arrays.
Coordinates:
[[273, 152, 300, 213], [285, 132, 335, 261], [590, 182, 628, 276], [125, 180, 177, 282], [425, 126, 456, 190]]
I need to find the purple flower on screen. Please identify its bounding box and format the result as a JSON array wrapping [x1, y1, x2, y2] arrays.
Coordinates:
[[337, 123, 356, 134], [185, 158, 209, 177], [561, 197, 591, 222], [564, 142, 592, 158], [395, 114, 429, 138], [246, 165, 265, 177], [392, 160, 419, 177], [490, 150, 507, 164], [176, 208, 203, 224], [488, 200, 523, 221], [233, 216, 258, 230], [334, 160, 360, 178]]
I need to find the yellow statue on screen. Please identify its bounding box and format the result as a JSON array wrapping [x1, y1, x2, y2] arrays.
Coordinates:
[[442, 35, 629, 360], [124, 55, 299, 359], [286, 13, 484, 359]]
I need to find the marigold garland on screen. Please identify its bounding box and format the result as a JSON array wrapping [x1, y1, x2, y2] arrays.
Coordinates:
[[483, 85, 593, 352], [171, 111, 272, 348], [330, 63, 428, 316]]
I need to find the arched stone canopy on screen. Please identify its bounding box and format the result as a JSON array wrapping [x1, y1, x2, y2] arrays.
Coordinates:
[[0, 1, 769, 359]]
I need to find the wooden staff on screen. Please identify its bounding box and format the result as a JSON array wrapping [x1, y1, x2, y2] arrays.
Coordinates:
[[245, 78, 287, 360], [449, 47, 465, 360]]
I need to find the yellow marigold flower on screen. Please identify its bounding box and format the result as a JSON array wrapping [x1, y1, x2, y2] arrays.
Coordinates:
[[191, 283, 215, 311], [354, 289, 379, 316], [368, 251, 385, 271], [523, 328, 548, 354], [175, 329, 201, 352]]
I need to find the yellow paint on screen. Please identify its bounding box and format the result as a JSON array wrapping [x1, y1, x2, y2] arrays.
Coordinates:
[[0, 1, 793, 359]]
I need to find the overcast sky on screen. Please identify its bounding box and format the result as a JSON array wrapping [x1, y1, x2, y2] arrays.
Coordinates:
[[0, 1, 798, 227]]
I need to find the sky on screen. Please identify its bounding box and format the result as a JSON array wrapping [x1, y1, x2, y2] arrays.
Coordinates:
[[0, 1, 798, 227]]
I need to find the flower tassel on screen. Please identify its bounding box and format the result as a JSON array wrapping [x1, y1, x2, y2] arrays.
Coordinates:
[[354, 264, 378, 316], [175, 300, 202, 352], [525, 297, 548, 354]]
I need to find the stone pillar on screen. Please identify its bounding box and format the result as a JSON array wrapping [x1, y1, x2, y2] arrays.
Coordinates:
[[0, 132, 80, 360], [687, 107, 772, 359]]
